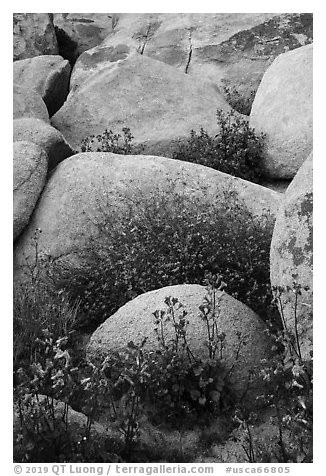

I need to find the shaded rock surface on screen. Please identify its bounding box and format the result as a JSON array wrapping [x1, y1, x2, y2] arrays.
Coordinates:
[[270, 152, 313, 359], [13, 55, 71, 116], [13, 13, 58, 61], [87, 284, 271, 398], [53, 13, 117, 58], [52, 53, 232, 154], [250, 44, 313, 179], [13, 84, 50, 123], [13, 141, 48, 240], [13, 117, 75, 171]]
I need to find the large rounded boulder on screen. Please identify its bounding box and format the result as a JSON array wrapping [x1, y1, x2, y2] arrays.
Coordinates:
[[13, 55, 71, 116], [87, 284, 271, 398], [13, 118, 75, 171], [249, 44, 313, 179], [13, 84, 49, 123], [270, 152, 313, 359], [13, 141, 48, 240], [13, 13, 58, 61], [51, 53, 233, 155], [14, 152, 280, 264], [14, 153, 280, 325]]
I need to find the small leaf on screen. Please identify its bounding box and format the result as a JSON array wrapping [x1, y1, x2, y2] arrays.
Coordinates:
[[209, 390, 220, 402], [198, 396, 207, 406], [190, 389, 201, 401]]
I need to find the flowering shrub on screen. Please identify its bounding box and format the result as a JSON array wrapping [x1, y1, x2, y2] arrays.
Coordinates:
[[45, 186, 276, 331], [13, 269, 312, 462], [234, 284, 313, 463], [13, 230, 80, 372], [81, 127, 134, 154], [222, 86, 256, 116], [172, 109, 266, 184], [80, 110, 265, 184], [14, 281, 236, 462]]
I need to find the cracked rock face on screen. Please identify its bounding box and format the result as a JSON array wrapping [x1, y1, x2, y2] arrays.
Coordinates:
[[13, 141, 48, 241], [69, 13, 278, 92], [13, 118, 75, 171], [68, 13, 312, 113], [87, 284, 272, 399], [13, 84, 50, 123], [53, 13, 117, 56], [270, 152, 313, 359], [250, 44, 313, 179], [13, 55, 71, 117], [51, 53, 232, 155]]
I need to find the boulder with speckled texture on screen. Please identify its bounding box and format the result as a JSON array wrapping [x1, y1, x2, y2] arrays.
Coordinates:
[[270, 152, 313, 359]]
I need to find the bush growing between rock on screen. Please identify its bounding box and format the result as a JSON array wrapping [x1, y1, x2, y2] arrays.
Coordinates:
[[13, 230, 80, 372], [172, 109, 266, 184], [222, 86, 256, 116], [13, 281, 239, 462], [14, 277, 242, 462], [232, 284, 312, 463], [42, 184, 276, 331], [81, 127, 134, 155], [80, 110, 266, 184], [14, 280, 312, 463]]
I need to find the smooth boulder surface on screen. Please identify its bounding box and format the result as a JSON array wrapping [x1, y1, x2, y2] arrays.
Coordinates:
[[13, 55, 71, 116], [69, 43, 132, 92], [51, 53, 233, 155], [250, 44, 313, 179], [13, 84, 49, 123], [13, 13, 58, 61], [270, 152, 313, 359], [13, 118, 75, 171], [87, 284, 271, 398], [14, 152, 281, 272], [13, 141, 48, 240]]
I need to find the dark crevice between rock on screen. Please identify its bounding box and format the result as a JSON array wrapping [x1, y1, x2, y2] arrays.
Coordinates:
[[54, 25, 80, 66]]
